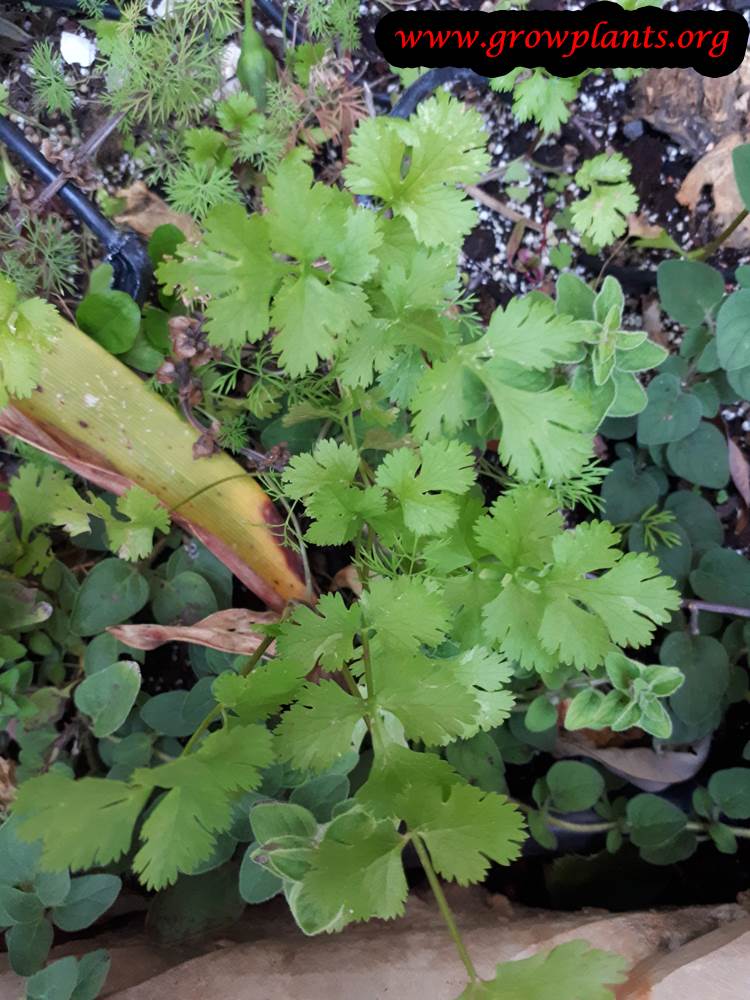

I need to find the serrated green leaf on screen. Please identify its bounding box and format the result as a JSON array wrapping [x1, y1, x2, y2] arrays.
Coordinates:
[[402, 783, 525, 885], [0, 277, 61, 408], [301, 809, 408, 923], [458, 940, 628, 999], [12, 774, 149, 871], [275, 681, 365, 773], [344, 94, 489, 247]]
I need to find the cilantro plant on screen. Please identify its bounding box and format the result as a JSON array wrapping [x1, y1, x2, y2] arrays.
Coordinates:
[[5, 24, 750, 998], [489, 1, 663, 133], [0, 90, 684, 999]]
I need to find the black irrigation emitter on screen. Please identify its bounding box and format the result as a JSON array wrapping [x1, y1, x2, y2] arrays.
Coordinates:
[[25, 0, 122, 19], [0, 116, 153, 304]]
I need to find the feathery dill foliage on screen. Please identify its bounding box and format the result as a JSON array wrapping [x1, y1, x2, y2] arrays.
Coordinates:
[[77, 0, 107, 15], [295, 0, 360, 49], [28, 41, 74, 116], [0, 212, 81, 297], [165, 162, 240, 220], [231, 81, 302, 172], [101, 5, 222, 128], [172, 0, 240, 38], [217, 412, 251, 453]]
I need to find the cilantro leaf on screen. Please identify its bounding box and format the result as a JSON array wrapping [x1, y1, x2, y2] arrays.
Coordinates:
[[0, 277, 60, 408], [212, 659, 308, 723], [474, 485, 561, 572], [480, 295, 594, 369], [470, 365, 595, 481], [9, 467, 167, 563], [265, 156, 381, 375], [275, 594, 361, 672], [275, 681, 365, 773], [571, 153, 638, 248], [363, 576, 451, 656], [458, 940, 628, 999], [107, 487, 170, 561], [271, 272, 371, 377], [156, 206, 281, 347], [409, 297, 598, 479], [131, 724, 273, 889], [356, 744, 461, 818], [345, 94, 489, 247], [375, 441, 476, 536], [451, 646, 515, 733], [9, 464, 91, 542], [133, 785, 223, 888], [301, 808, 408, 923], [477, 494, 681, 672], [401, 783, 526, 884], [492, 70, 579, 133], [12, 773, 149, 871], [376, 654, 480, 746], [283, 440, 386, 545]]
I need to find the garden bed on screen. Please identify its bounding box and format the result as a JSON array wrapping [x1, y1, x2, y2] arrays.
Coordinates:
[[2, 1, 750, 998]]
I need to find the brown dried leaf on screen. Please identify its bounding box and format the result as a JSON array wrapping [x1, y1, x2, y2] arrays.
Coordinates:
[[728, 436, 750, 507], [627, 213, 664, 240], [641, 295, 667, 347], [0, 757, 16, 809], [555, 734, 711, 792], [677, 133, 750, 249], [330, 565, 363, 596], [109, 609, 279, 655], [114, 181, 201, 242]]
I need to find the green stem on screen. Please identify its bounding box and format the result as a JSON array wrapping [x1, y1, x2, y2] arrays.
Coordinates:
[[691, 209, 749, 261], [181, 633, 275, 755], [360, 624, 376, 704], [520, 804, 750, 841], [412, 834, 479, 984], [687, 821, 750, 839], [546, 816, 614, 835], [341, 663, 362, 699], [514, 800, 615, 835], [181, 705, 222, 756]]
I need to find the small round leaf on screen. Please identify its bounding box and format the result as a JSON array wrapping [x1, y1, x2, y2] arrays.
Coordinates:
[[76, 290, 140, 355], [547, 761, 604, 812], [74, 662, 141, 737], [708, 768, 750, 820], [637, 374, 702, 446]]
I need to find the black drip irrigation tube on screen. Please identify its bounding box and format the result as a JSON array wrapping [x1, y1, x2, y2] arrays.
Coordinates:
[[24, 0, 305, 40], [388, 67, 488, 120], [0, 117, 153, 304], [256, 0, 304, 41], [24, 0, 122, 19]]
